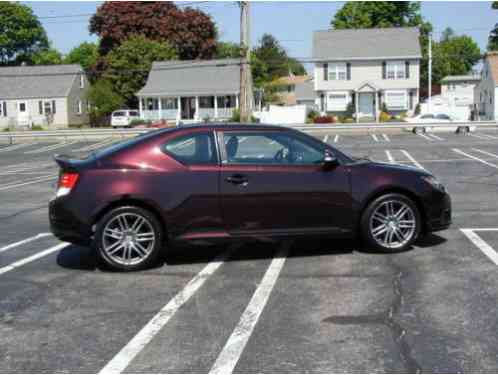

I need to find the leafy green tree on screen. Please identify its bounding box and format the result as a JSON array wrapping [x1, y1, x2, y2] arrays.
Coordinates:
[[29, 47, 63, 65], [488, 2, 498, 50], [215, 41, 241, 59], [0, 2, 49, 64], [87, 78, 125, 124], [432, 30, 481, 84], [64, 42, 99, 71], [102, 35, 177, 106], [252, 34, 306, 86]]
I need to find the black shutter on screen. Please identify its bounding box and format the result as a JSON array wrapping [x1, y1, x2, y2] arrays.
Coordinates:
[[2, 101, 6, 117], [52, 100, 56, 114], [324, 63, 328, 81], [382, 61, 387, 79], [405, 61, 410, 78], [346, 63, 351, 80], [39, 101, 43, 114]]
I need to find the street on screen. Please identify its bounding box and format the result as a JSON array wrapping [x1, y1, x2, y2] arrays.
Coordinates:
[[1, 128, 498, 372]]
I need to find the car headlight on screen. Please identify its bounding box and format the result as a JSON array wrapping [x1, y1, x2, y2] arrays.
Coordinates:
[[422, 176, 446, 192]]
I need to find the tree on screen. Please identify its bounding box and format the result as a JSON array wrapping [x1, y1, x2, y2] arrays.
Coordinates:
[[29, 47, 63, 65], [252, 33, 306, 87], [488, 2, 498, 50], [64, 42, 99, 71], [0, 2, 49, 64], [215, 41, 241, 59], [89, 1, 217, 59], [102, 35, 177, 107], [432, 31, 481, 84], [87, 78, 125, 125]]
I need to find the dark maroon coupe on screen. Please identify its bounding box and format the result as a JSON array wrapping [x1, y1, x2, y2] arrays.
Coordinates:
[[49, 124, 451, 271]]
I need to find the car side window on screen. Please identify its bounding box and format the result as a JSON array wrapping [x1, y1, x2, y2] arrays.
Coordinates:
[[421, 114, 434, 119], [222, 132, 324, 165], [436, 114, 450, 120], [162, 132, 217, 165]]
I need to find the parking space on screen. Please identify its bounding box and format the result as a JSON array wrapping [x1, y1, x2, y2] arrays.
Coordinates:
[[1, 129, 498, 372]]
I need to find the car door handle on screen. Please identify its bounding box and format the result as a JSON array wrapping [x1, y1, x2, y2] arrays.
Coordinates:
[[225, 174, 249, 185]]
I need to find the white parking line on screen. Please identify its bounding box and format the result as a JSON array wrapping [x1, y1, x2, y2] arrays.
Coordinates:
[[99, 249, 233, 374], [382, 134, 390, 142], [0, 233, 52, 254], [472, 148, 498, 159], [210, 244, 289, 374], [452, 149, 498, 169], [24, 140, 79, 154], [469, 133, 498, 140], [323, 135, 329, 143], [416, 133, 433, 141], [461, 229, 498, 266], [371, 134, 379, 142], [0, 142, 38, 153], [0, 242, 68, 276], [74, 138, 116, 152], [0, 174, 57, 191], [334, 134, 339, 143], [385, 150, 395, 163], [427, 133, 444, 141], [1, 163, 54, 174], [401, 150, 424, 170]]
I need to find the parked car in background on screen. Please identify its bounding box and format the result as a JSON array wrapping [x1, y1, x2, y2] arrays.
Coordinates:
[[50, 124, 451, 271], [406, 113, 475, 134], [110, 110, 140, 128]]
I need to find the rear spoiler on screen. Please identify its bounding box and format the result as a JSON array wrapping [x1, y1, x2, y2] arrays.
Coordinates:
[[53, 154, 88, 171]]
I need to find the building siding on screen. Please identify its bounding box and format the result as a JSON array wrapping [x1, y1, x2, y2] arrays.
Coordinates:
[[66, 73, 90, 126]]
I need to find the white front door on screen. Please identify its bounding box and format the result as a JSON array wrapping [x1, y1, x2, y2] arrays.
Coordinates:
[[359, 93, 374, 118], [17, 101, 29, 125]]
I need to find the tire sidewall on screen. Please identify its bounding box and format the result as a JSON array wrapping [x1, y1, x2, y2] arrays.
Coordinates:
[[94, 206, 163, 271], [360, 193, 421, 253]]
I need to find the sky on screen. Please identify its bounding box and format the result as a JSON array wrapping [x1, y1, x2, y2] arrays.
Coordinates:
[[25, 1, 498, 59]]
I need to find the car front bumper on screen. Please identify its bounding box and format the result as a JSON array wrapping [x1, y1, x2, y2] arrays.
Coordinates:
[[425, 191, 452, 232]]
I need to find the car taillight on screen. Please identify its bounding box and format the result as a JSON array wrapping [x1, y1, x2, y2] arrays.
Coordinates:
[[56, 172, 79, 197]]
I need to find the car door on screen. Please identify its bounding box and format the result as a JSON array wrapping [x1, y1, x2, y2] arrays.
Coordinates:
[[217, 129, 352, 236]]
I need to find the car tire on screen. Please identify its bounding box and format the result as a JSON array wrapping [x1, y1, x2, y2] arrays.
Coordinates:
[[94, 206, 163, 271], [413, 127, 426, 134], [360, 193, 421, 253]]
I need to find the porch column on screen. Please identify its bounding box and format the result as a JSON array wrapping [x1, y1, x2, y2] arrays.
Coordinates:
[[355, 91, 359, 123], [235, 95, 239, 109], [157, 97, 162, 120], [375, 90, 379, 123], [195, 96, 200, 121], [177, 96, 181, 124], [139, 97, 143, 119], [214, 95, 218, 119]]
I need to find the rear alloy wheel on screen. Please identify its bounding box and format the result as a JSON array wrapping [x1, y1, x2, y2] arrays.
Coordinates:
[[95, 206, 163, 271], [413, 127, 426, 134], [456, 126, 470, 134], [361, 194, 421, 252]]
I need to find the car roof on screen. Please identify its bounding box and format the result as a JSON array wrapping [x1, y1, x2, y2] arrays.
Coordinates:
[[170, 123, 291, 132]]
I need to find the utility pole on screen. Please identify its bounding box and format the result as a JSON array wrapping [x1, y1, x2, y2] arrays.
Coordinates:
[[239, 1, 254, 122], [428, 33, 432, 113]]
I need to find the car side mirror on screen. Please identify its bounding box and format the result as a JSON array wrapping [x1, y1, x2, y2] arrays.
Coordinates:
[[322, 151, 338, 169]]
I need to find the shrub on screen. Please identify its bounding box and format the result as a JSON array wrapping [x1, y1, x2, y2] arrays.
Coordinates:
[[343, 117, 355, 123], [130, 118, 148, 126], [230, 108, 240, 122], [31, 125, 44, 131], [313, 116, 334, 124], [379, 111, 391, 122], [414, 103, 421, 116], [307, 110, 319, 123]]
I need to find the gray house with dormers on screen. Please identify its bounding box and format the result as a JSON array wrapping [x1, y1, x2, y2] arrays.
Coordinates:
[[0, 64, 90, 129], [312, 27, 422, 122]]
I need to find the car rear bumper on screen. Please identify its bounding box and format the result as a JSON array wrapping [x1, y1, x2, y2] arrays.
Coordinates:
[[425, 191, 452, 232], [49, 197, 93, 246]]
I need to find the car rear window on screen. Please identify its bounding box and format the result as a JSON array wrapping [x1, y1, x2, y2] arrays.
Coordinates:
[[129, 111, 139, 116], [113, 111, 126, 117]]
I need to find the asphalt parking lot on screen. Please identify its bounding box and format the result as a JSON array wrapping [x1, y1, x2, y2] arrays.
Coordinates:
[[1, 128, 498, 373]]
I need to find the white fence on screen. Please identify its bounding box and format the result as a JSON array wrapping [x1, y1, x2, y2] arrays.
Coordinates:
[[254, 105, 308, 125]]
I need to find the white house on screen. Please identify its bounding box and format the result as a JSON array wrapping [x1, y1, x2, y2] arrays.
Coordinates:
[[312, 27, 422, 122], [137, 59, 241, 123], [0, 64, 90, 129], [475, 52, 498, 120]]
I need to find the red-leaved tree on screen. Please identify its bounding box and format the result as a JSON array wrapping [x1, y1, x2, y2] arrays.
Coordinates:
[[89, 1, 217, 59]]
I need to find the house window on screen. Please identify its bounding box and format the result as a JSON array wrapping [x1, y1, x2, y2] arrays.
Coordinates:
[[80, 75, 85, 89], [38, 100, 56, 115], [386, 61, 406, 79], [75, 100, 82, 114], [327, 92, 349, 111], [161, 98, 178, 110], [217, 95, 236, 108], [0, 101, 6, 117], [147, 98, 159, 110], [199, 96, 215, 108], [328, 63, 347, 81], [385, 90, 408, 110]]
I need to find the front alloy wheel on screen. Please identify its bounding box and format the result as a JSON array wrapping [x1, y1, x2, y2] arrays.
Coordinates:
[[361, 194, 421, 252], [95, 206, 163, 271]]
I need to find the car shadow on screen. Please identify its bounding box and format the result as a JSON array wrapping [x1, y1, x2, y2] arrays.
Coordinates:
[[56, 234, 448, 271]]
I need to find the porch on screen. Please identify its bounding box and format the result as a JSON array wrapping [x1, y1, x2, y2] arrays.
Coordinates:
[[139, 94, 239, 123]]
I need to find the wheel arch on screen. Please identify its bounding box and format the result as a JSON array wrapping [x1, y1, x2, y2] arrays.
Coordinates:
[[357, 187, 427, 233], [92, 196, 169, 243]]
